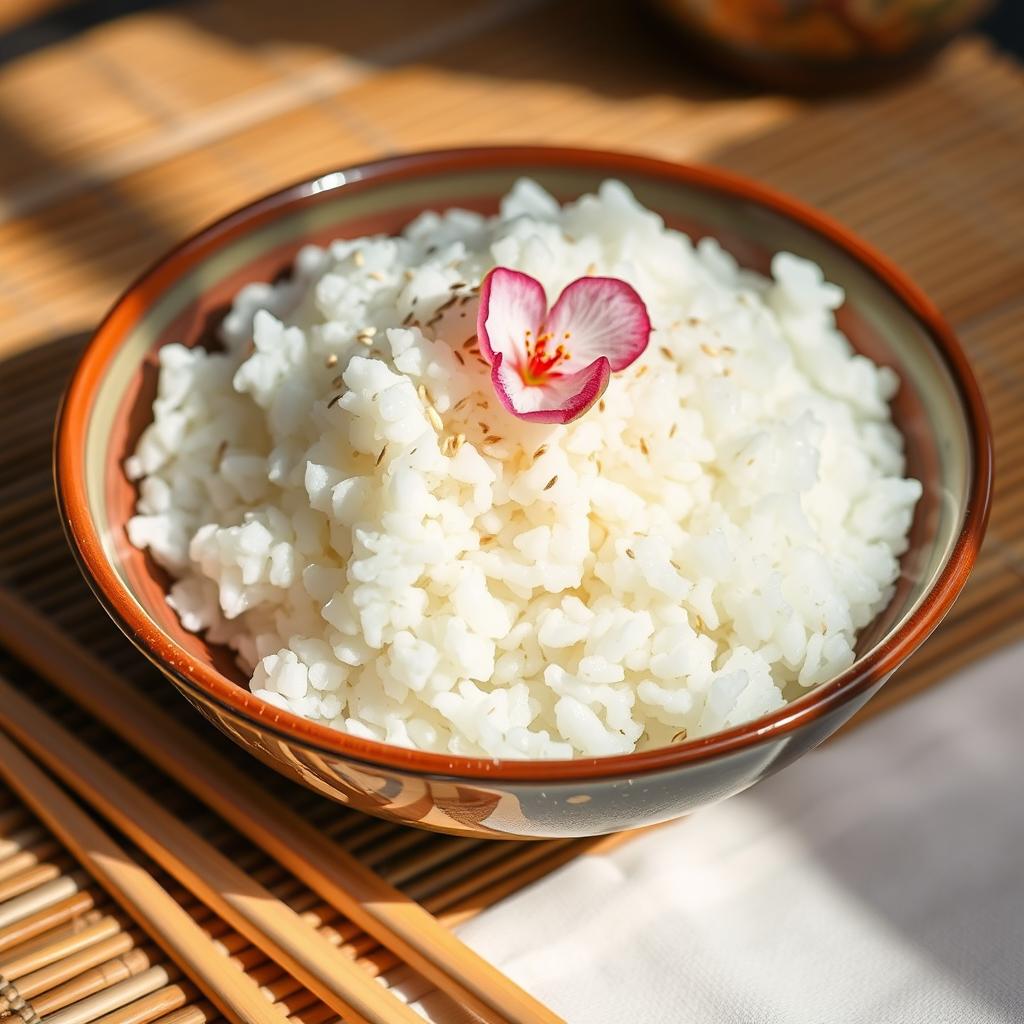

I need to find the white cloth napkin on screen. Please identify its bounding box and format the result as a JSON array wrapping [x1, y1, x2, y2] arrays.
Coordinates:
[[451, 643, 1024, 1023]]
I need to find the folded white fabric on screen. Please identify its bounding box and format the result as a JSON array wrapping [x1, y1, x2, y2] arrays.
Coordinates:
[[454, 643, 1024, 1024]]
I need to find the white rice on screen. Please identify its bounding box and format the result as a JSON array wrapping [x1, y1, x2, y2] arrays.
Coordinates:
[[126, 179, 921, 759]]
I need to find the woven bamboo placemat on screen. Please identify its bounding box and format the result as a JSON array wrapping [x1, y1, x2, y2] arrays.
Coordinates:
[[0, 1, 1021, 1021]]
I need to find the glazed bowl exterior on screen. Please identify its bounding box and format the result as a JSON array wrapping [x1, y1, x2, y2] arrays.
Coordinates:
[[56, 147, 991, 839]]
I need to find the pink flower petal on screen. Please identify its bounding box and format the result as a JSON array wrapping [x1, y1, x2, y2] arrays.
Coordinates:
[[546, 276, 651, 372], [477, 267, 547, 365], [491, 352, 611, 425]]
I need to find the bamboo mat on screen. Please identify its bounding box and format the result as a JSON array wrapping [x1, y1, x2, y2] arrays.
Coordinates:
[[0, 1, 1022, 1021]]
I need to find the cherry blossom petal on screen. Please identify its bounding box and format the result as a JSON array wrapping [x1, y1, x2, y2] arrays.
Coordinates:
[[477, 267, 546, 364], [491, 352, 611, 424], [546, 276, 651, 371]]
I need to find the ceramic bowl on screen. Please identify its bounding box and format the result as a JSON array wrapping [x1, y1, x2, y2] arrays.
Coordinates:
[[651, 0, 994, 91], [56, 147, 991, 839]]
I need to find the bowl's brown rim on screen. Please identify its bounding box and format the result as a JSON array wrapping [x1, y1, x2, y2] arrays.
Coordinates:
[[56, 145, 993, 783]]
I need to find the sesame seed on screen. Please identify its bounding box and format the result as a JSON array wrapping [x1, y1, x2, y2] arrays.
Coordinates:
[[543, 475, 558, 491], [722, 345, 736, 355], [437, 295, 459, 312], [353, 251, 365, 267], [402, 311, 415, 326], [417, 384, 431, 404], [598, 399, 606, 413], [688, 316, 700, 326], [454, 396, 471, 411], [669, 559, 682, 571], [659, 346, 673, 360], [451, 281, 466, 290], [327, 394, 343, 408], [672, 729, 688, 743], [533, 445, 547, 459], [404, 268, 415, 281], [459, 294, 473, 306], [376, 446, 387, 466], [636, 365, 648, 377], [454, 351, 465, 365], [331, 374, 344, 388], [701, 343, 721, 357], [639, 437, 649, 456], [367, 270, 384, 281], [325, 353, 338, 368], [427, 406, 444, 432], [625, 548, 635, 559], [669, 423, 678, 439], [479, 422, 489, 432], [483, 435, 502, 445], [586, 263, 597, 275]]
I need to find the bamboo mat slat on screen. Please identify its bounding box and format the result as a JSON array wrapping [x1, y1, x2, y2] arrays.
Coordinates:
[[0, 1, 1021, 1022]]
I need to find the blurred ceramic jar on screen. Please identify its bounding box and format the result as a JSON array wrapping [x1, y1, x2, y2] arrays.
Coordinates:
[[652, 0, 995, 90]]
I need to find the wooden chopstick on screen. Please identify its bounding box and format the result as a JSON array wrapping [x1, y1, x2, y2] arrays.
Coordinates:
[[0, 588, 563, 1024], [0, 730, 281, 1024], [0, 679, 425, 1024]]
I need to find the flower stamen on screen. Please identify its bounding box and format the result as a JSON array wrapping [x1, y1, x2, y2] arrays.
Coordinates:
[[520, 328, 572, 385]]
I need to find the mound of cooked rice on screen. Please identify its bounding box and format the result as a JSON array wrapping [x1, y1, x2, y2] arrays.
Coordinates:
[[126, 179, 921, 759]]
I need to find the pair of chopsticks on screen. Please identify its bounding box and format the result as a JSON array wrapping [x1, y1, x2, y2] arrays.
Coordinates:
[[0, 730, 278, 1024], [0, 589, 564, 1024], [0, 681, 428, 1024]]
